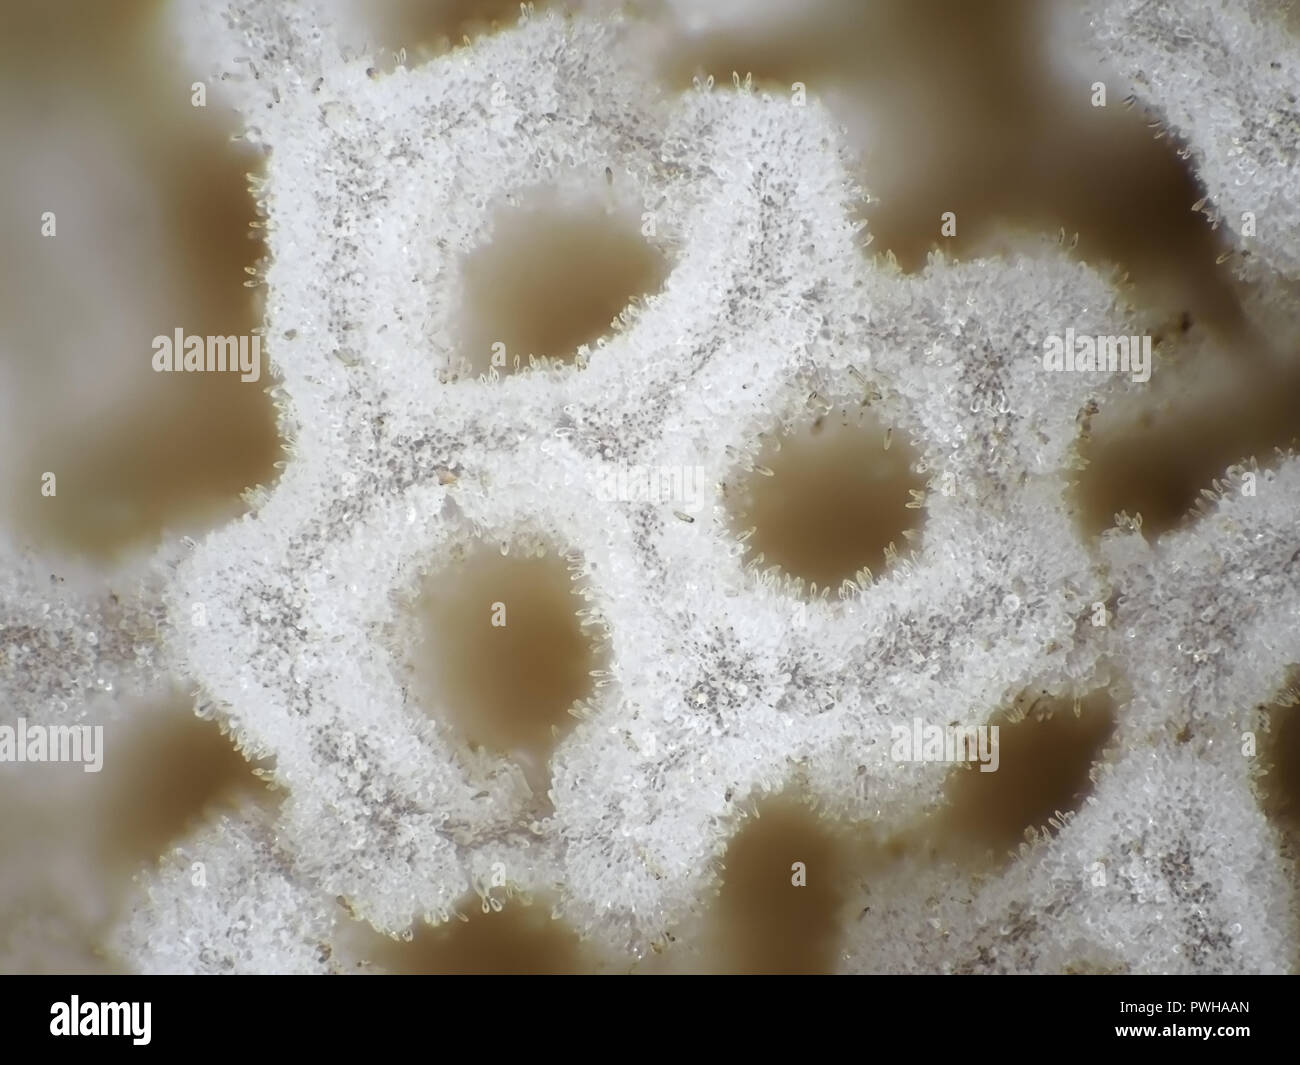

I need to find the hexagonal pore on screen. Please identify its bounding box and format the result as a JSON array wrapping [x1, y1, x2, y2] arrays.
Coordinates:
[[707, 797, 852, 974], [727, 408, 924, 592], [455, 190, 669, 376], [412, 543, 603, 765], [936, 689, 1118, 863], [365, 897, 586, 974]]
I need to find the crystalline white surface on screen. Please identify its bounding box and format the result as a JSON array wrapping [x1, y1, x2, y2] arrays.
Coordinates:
[[4, 1, 1298, 973], [1079, 0, 1300, 282], [112, 808, 337, 975], [839, 457, 1300, 974]]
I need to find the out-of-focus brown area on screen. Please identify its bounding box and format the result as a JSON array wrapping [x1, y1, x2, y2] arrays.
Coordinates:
[[1258, 666, 1300, 970], [0, 688, 271, 973], [95, 695, 273, 876], [935, 689, 1118, 864], [361, 897, 587, 974], [706, 798, 852, 974], [0, 0, 281, 563], [1074, 349, 1300, 539], [365, 0, 557, 60], [1260, 667, 1300, 835]]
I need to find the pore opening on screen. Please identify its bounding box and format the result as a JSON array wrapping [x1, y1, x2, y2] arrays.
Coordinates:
[[706, 796, 852, 974], [97, 690, 274, 873], [410, 541, 604, 771], [934, 688, 1118, 865], [1073, 354, 1300, 541], [455, 190, 669, 377], [726, 407, 924, 593]]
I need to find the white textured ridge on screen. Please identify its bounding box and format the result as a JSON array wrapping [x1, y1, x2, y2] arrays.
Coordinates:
[[1081, 0, 1300, 282], [3, 1, 1298, 974]]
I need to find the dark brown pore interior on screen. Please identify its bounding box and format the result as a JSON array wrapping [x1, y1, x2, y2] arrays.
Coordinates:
[[96, 694, 271, 874], [1260, 668, 1300, 836], [729, 411, 924, 592], [456, 193, 669, 375], [412, 544, 602, 766], [709, 798, 852, 974], [935, 690, 1118, 863], [365, 899, 586, 974], [369, 0, 557, 58]]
